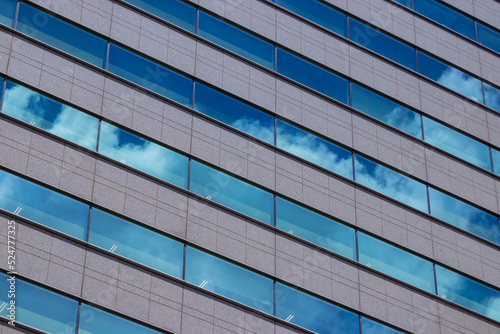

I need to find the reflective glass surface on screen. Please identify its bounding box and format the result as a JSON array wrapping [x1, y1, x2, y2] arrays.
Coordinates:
[[199, 11, 274, 69], [193, 83, 274, 144], [185, 247, 274, 313], [354, 155, 429, 212], [477, 23, 500, 53], [275, 282, 359, 334], [0, 0, 16, 27], [123, 0, 196, 33], [361, 317, 403, 334], [351, 83, 422, 138], [189, 161, 274, 224], [276, 196, 356, 259], [98, 122, 189, 188], [16, 3, 107, 67], [108, 44, 192, 106], [436, 265, 500, 322], [492, 149, 500, 177], [274, 0, 347, 37], [413, 0, 475, 40], [417, 51, 484, 103], [277, 120, 353, 179], [89, 208, 184, 277], [358, 232, 435, 293], [483, 82, 500, 113], [428, 187, 500, 244], [423, 116, 491, 170], [79, 304, 161, 334], [349, 18, 416, 70], [2, 81, 99, 150], [0, 170, 89, 239], [276, 48, 349, 104]]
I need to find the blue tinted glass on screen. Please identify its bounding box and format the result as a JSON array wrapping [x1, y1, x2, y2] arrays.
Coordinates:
[[275, 0, 346, 36], [391, 0, 411, 6], [0, 170, 88, 239], [2, 81, 99, 150], [193, 83, 274, 144], [89, 208, 184, 277], [0, 0, 16, 27], [358, 232, 435, 293], [349, 18, 416, 70], [276, 196, 356, 259], [361, 317, 403, 334], [277, 120, 353, 179], [428, 187, 500, 244], [483, 82, 500, 113], [423, 116, 491, 170], [351, 83, 422, 138], [477, 23, 500, 53], [199, 11, 274, 69], [354, 155, 428, 212], [108, 44, 192, 107], [79, 304, 160, 334], [277, 48, 349, 104], [493, 149, 500, 177], [185, 247, 274, 313], [276, 283, 359, 334], [413, 0, 475, 40], [123, 0, 196, 33], [16, 3, 107, 67], [436, 265, 500, 322], [98, 122, 188, 188], [417, 52, 484, 103], [189, 161, 274, 224]]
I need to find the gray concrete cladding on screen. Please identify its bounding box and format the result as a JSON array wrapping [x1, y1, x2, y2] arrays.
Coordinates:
[[0, 0, 499, 334]]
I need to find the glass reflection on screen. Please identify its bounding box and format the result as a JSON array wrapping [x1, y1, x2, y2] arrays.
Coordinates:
[[354, 155, 429, 212], [2, 81, 99, 150], [351, 83, 422, 138], [189, 161, 274, 224], [16, 3, 107, 67], [193, 83, 275, 144], [275, 282, 359, 334], [492, 149, 500, 177], [436, 266, 500, 322], [0, 170, 89, 239], [483, 82, 500, 113], [0, 0, 16, 27], [185, 247, 274, 313], [277, 120, 353, 179], [361, 317, 403, 334], [89, 208, 184, 277], [477, 23, 500, 54], [428, 187, 500, 244], [108, 44, 192, 107], [276, 196, 356, 259], [358, 232, 435, 293], [98, 122, 189, 188], [423, 116, 491, 170]]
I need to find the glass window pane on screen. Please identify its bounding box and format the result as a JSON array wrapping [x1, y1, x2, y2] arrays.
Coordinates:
[[189, 161, 274, 224], [354, 155, 429, 212], [0, 0, 16, 27], [2, 81, 99, 150], [276, 282, 359, 334], [349, 18, 416, 70], [477, 23, 500, 53], [483, 82, 500, 113], [493, 149, 500, 177], [417, 51, 483, 103], [276, 196, 356, 259], [98, 122, 188, 188], [275, 0, 346, 37], [122, 0, 196, 33], [413, 0, 475, 40], [79, 304, 161, 334], [16, 3, 107, 67], [193, 83, 274, 144], [358, 232, 435, 293], [277, 120, 353, 179], [423, 116, 491, 170], [185, 247, 274, 313], [89, 208, 184, 277], [428, 187, 500, 244], [0, 170, 89, 239], [351, 83, 422, 138], [391, 0, 411, 7], [435, 265, 500, 322], [108, 44, 192, 107], [361, 317, 403, 334], [199, 11, 274, 69], [276, 48, 349, 104]]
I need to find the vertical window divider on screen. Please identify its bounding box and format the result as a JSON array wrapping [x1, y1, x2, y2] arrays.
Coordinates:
[[75, 301, 82, 334], [274, 46, 278, 72], [95, 119, 102, 152], [195, 8, 199, 35], [348, 81, 353, 107], [481, 81, 486, 106], [104, 41, 110, 70], [420, 114, 425, 141], [273, 194, 277, 227], [187, 158, 192, 190], [12, 0, 20, 29], [474, 20, 479, 42], [85, 206, 92, 242], [351, 153, 356, 182], [346, 15, 350, 40], [0, 77, 7, 110], [432, 263, 438, 295], [191, 80, 196, 109], [490, 148, 495, 175], [354, 230, 359, 262], [273, 117, 277, 146], [358, 314, 363, 334], [426, 186, 431, 215], [182, 244, 187, 280], [273, 280, 276, 316]]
